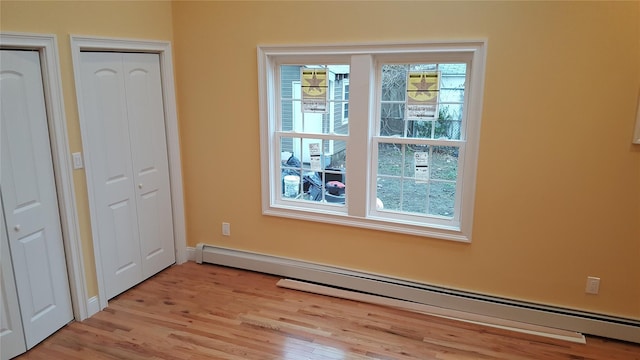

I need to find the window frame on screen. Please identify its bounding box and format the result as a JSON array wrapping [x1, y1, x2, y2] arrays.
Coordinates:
[[257, 41, 486, 242]]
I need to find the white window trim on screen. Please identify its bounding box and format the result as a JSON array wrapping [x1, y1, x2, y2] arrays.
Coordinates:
[[257, 41, 486, 242], [634, 91, 640, 144]]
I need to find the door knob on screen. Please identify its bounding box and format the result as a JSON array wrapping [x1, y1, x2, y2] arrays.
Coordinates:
[[14, 224, 20, 232], [138, 183, 143, 189]]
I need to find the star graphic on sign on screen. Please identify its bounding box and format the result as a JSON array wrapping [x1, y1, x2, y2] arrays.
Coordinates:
[[409, 74, 437, 101], [307, 72, 322, 91], [415, 76, 434, 96], [303, 71, 326, 96]]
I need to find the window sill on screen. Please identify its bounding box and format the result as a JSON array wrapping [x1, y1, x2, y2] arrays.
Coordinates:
[[263, 205, 471, 243]]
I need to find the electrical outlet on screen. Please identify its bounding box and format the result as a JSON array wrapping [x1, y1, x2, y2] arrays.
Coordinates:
[[222, 222, 231, 236], [585, 276, 600, 295]]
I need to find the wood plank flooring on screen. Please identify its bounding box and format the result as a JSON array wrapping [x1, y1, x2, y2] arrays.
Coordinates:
[[15, 262, 640, 360]]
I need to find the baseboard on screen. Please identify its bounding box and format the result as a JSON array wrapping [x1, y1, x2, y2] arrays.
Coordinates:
[[277, 278, 586, 343], [186, 246, 197, 262], [87, 296, 100, 317], [195, 243, 640, 344]]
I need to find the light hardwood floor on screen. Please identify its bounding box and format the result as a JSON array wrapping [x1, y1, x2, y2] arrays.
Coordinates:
[[16, 262, 640, 360]]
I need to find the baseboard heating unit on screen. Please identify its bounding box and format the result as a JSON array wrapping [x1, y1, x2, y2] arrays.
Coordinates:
[[194, 244, 640, 343]]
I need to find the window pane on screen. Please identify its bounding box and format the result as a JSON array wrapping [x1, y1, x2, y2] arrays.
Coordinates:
[[403, 144, 430, 177], [280, 137, 346, 205], [437, 104, 463, 140], [381, 65, 407, 101], [377, 143, 403, 176], [439, 88, 464, 102], [431, 146, 459, 181], [280, 64, 349, 136], [281, 100, 295, 131], [379, 63, 467, 140], [402, 180, 428, 214], [406, 120, 433, 139], [376, 142, 457, 218], [326, 140, 347, 169], [439, 63, 467, 78], [380, 103, 406, 136], [439, 103, 463, 121], [301, 139, 323, 165], [409, 63, 437, 72], [342, 83, 349, 123], [280, 143, 303, 199], [377, 176, 402, 211], [281, 65, 301, 100], [429, 181, 456, 217], [441, 75, 466, 89]]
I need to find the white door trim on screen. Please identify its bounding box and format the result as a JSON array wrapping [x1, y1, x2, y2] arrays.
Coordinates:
[[0, 32, 89, 320], [70, 35, 187, 311]]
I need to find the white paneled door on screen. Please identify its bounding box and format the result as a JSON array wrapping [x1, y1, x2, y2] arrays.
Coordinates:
[[79, 52, 175, 300], [0, 50, 73, 355], [1, 204, 26, 360]]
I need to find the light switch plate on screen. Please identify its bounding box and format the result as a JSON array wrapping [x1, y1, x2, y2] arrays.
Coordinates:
[[72, 152, 84, 169]]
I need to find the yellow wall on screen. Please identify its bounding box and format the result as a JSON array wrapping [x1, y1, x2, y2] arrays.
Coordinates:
[[0, 0, 174, 297], [2, 1, 638, 320], [171, 1, 640, 319]]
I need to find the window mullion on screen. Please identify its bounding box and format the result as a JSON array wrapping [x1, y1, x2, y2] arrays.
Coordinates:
[[346, 54, 374, 218]]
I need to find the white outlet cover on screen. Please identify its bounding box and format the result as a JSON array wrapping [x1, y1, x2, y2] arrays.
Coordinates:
[[586, 276, 600, 294]]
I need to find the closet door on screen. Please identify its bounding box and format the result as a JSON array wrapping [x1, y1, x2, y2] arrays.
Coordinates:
[[0, 49, 73, 350], [80, 52, 141, 298], [123, 55, 175, 280], [0, 204, 26, 360], [80, 52, 175, 299]]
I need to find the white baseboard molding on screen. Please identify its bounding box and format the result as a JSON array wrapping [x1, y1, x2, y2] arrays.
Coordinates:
[[194, 243, 640, 344], [186, 246, 197, 262], [87, 296, 100, 318], [278, 278, 585, 344]]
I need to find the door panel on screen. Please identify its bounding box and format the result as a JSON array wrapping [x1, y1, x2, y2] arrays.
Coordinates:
[[0, 202, 27, 360], [0, 50, 73, 349], [80, 52, 174, 300], [80, 52, 141, 298], [123, 54, 175, 279]]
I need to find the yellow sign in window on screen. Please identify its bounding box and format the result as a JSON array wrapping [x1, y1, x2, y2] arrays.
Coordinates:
[[407, 71, 440, 119], [301, 69, 328, 113]]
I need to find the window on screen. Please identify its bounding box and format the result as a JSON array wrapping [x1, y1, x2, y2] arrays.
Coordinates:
[[342, 80, 349, 124], [258, 42, 486, 241]]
